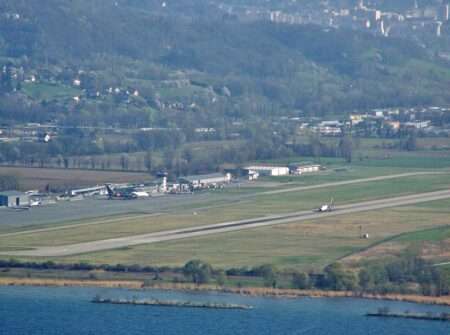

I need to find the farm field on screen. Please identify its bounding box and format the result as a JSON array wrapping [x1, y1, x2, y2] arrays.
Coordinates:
[[0, 166, 151, 191]]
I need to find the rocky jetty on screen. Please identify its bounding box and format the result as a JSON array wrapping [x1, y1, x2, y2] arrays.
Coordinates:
[[92, 296, 252, 310]]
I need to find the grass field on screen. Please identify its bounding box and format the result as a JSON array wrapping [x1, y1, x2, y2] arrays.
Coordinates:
[[22, 82, 81, 101], [395, 225, 450, 243], [1, 172, 450, 261], [49, 200, 450, 270]]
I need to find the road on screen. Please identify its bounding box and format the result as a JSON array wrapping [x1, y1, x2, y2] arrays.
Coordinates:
[[3, 189, 450, 257]]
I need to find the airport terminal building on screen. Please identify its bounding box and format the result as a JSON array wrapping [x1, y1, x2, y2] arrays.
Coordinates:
[[0, 191, 30, 208], [179, 173, 232, 189]]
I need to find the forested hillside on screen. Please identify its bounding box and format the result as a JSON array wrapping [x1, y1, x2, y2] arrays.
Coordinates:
[[1, 0, 450, 174], [1, 0, 450, 128]]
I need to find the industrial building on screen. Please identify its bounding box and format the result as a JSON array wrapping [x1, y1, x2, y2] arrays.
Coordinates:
[[289, 163, 322, 175], [243, 165, 290, 177], [0, 191, 30, 208], [179, 173, 232, 189]]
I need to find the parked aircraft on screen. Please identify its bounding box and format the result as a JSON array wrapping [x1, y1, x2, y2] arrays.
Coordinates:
[[105, 184, 149, 200]]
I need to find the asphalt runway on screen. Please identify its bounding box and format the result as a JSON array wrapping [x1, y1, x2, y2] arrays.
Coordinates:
[[3, 189, 450, 257]]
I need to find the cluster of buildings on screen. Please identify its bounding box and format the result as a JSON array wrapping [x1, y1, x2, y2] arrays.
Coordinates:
[[0, 123, 54, 144], [0, 164, 324, 208], [328, 0, 450, 38], [350, 106, 450, 136], [222, 0, 450, 39], [0, 173, 233, 208], [291, 106, 450, 138]]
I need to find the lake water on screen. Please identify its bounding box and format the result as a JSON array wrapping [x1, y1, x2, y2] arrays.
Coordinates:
[[1, 286, 450, 335]]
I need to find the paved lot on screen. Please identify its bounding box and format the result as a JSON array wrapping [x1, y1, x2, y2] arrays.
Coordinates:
[[0, 193, 219, 230]]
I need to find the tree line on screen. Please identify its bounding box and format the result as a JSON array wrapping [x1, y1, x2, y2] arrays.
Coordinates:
[[1, 254, 448, 296]]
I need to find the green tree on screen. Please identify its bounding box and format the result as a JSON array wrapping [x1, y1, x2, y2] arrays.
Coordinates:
[[216, 269, 227, 287], [324, 263, 358, 291], [358, 268, 373, 290], [144, 151, 153, 173], [0, 175, 19, 191], [292, 272, 311, 290], [255, 264, 278, 288], [404, 132, 417, 151], [183, 260, 213, 285], [339, 136, 353, 163]]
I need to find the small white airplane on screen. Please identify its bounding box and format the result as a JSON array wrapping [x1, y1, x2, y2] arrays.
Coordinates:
[[132, 191, 150, 198], [315, 198, 335, 212]]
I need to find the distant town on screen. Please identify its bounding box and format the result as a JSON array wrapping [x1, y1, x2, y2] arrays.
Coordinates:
[[2, 105, 450, 146], [223, 0, 450, 41]]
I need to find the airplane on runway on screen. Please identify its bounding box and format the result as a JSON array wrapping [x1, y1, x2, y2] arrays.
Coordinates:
[[105, 184, 149, 200], [315, 198, 335, 212]]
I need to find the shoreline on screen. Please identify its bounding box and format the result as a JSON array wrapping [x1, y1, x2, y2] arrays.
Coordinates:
[[1, 277, 450, 306]]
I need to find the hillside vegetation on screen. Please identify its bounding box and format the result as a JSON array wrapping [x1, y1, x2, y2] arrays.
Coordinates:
[[1, 0, 450, 128]]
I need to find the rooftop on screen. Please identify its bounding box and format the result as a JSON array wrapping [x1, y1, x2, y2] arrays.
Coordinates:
[[180, 173, 229, 182], [0, 190, 27, 196], [289, 162, 321, 167], [245, 165, 289, 170]]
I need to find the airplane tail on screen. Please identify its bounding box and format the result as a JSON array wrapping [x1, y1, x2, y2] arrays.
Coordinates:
[[105, 184, 114, 197]]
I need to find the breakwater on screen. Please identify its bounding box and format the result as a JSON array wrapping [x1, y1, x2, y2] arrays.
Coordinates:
[[366, 312, 450, 322], [92, 296, 253, 310]]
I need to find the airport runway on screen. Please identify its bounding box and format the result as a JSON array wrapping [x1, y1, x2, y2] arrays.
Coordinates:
[[0, 170, 443, 233], [3, 189, 450, 257]]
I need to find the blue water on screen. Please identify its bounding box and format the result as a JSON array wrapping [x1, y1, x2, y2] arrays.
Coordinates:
[[1, 286, 450, 335]]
